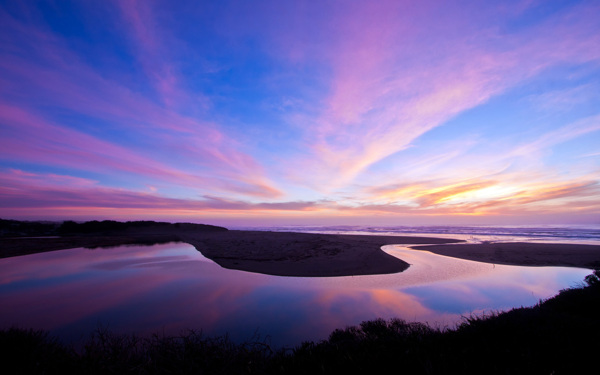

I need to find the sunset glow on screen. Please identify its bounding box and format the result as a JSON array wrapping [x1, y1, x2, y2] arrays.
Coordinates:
[[1, 0, 599, 225]]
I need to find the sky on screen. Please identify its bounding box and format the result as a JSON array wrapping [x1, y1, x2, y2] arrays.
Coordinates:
[[1, 0, 599, 227]]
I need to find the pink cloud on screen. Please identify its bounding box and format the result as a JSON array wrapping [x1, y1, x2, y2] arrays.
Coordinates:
[[283, 1, 600, 191], [0, 8, 283, 199], [0, 169, 313, 214], [116, 0, 192, 109], [0, 103, 281, 198]]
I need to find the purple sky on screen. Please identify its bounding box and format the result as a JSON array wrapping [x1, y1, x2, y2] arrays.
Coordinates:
[[1, 0, 599, 226]]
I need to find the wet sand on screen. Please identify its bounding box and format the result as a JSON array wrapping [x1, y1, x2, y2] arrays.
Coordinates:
[[411, 242, 600, 269], [2, 229, 599, 276], [180, 230, 463, 276]]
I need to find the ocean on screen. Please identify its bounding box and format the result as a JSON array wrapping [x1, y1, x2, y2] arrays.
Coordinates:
[[230, 225, 600, 245]]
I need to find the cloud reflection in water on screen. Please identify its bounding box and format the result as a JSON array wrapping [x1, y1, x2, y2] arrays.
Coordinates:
[[0, 242, 591, 347]]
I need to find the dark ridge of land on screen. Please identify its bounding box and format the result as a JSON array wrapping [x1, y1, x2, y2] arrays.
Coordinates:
[[0, 235, 182, 258], [0, 218, 227, 238], [0, 218, 59, 237], [3, 270, 599, 374], [0, 219, 227, 259]]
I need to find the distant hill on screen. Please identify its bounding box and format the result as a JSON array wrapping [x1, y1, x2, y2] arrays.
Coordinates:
[[0, 219, 59, 237], [0, 219, 227, 237]]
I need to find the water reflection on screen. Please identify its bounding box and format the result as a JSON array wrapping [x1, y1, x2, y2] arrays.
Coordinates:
[[0, 242, 591, 347]]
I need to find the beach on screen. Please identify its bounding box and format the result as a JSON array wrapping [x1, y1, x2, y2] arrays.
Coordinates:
[[412, 242, 600, 269], [2, 226, 599, 276]]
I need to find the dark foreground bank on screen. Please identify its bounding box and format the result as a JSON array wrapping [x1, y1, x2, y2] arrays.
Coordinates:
[[2, 270, 599, 375]]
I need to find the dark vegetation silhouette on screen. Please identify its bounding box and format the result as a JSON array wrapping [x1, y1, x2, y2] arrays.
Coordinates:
[[2, 270, 599, 374], [0, 219, 228, 258], [0, 218, 227, 237], [0, 218, 59, 237], [57, 219, 228, 235]]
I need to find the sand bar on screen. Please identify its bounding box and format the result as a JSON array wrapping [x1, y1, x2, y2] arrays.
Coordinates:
[[411, 242, 600, 269], [180, 230, 463, 276]]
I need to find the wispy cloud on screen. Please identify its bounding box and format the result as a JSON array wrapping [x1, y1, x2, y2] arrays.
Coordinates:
[[0, 170, 310, 213], [0, 5, 282, 199], [116, 0, 205, 109], [509, 114, 600, 158], [0, 1, 599, 224], [284, 1, 600, 191]]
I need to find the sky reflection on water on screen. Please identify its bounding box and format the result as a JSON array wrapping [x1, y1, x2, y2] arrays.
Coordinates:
[[0, 242, 591, 347]]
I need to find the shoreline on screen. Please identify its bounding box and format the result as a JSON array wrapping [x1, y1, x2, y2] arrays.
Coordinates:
[[412, 242, 600, 269], [2, 228, 599, 276]]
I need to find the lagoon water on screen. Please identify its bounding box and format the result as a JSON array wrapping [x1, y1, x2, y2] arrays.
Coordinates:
[[0, 242, 592, 348]]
